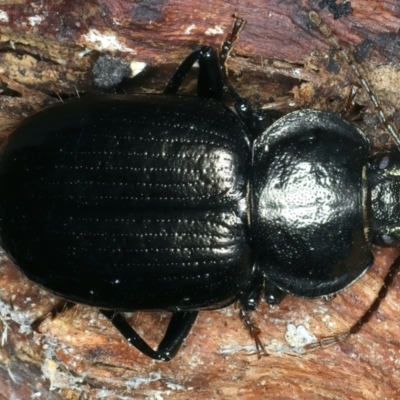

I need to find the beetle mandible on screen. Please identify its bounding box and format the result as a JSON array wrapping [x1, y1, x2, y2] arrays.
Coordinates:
[[0, 13, 399, 361]]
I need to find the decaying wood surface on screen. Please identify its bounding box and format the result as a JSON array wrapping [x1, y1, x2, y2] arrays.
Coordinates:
[[1, 0, 400, 399]]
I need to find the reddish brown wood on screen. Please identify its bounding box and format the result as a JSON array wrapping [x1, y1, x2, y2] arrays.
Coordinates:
[[0, 0, 399, 144], [1, 1, 400, 399]]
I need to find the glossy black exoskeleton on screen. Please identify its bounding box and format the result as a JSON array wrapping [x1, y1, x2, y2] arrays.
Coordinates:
[[0, 15, 400, 361]]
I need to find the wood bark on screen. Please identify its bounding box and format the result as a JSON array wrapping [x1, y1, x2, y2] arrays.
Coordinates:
[[1, 0, 400, 399]]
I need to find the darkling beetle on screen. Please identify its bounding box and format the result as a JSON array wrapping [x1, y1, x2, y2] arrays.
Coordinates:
[[0, 12, 400, 362]]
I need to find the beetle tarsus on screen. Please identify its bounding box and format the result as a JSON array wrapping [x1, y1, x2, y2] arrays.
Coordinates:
[[31, 301, 76, 332], [239, 309, 267, 358], [101, 310, 198, 361], [219, 15, 246, 69]]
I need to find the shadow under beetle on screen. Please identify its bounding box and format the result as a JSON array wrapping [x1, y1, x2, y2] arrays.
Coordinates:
[[0, 14, 400, 361]]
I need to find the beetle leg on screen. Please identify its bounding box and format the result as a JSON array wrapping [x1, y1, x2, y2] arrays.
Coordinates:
[[164, 46, 224, 100], [218, 15, 246, 78], [239, 309, 267, 358], [264, 280, 287, 305], [233, 97, 273, 139], [155, 311, 198, 360], [164, 15, 272, 138], [239, 268, 263, 310], [237, 270, 267, 357], [101, 310, 198, 361], [164, 15, 246, 99], [220, 16, 273, 138]]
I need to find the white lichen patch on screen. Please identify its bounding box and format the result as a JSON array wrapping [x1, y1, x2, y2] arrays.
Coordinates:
[[0, 10, 8, 22], [185, 24, 196, 35], [83, 29, 137, 53], [165, 381, 186, 391], [78, 48, 92, 58], [130, 61, 146, 77], [42, 359, 85, 392], [219, 342, 263, 356], [0, 314, 9, 346], [28, 15, 43, 26], [205, 25, 224, 36], [0, 297, 35, 335], [285, 323, 317, 347], [125, 372, 162, 389]]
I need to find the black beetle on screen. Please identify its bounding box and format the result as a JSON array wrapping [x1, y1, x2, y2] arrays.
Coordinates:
[[0, 14, 399, 361]]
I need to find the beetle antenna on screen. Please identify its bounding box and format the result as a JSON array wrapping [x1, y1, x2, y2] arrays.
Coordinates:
[[309, 11, 400, 149], [303, 253, 400, 352]]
